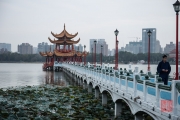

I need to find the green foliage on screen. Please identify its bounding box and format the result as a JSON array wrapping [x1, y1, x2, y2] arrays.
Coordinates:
[[86, 51, 169, 63], [0, 52, 45, 62]]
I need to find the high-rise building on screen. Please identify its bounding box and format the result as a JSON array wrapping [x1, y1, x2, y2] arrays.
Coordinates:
[[125, 41, 142, 54], [142, 28, 156, 53], [155, 40, 162, 53], [78, 44, 83, 52], [38, 42, 49, 52], [89, 39, 108, 56], [37, 42, 54, 52], [18, 43, 33, 54], [119, 47, 125, 52], [0, 43, 11, 52], [0, 48, 8, 54], [89, 39, 97, 53], [164, 42, 176, 54], [110, 49, 115, 56], [73, 44, 83, 52], [108, 49, 111, 56], [33, 47, 38, 54]]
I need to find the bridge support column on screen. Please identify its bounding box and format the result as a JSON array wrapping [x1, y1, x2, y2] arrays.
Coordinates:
[[102, 91, 107, 105], [88, 84, 92, 93], [115, 100, 122, 117], [83, 82, 87, 89], [135, 114, 143, 120], [95, 88, 100, 99], [80, 79, 83, 86]]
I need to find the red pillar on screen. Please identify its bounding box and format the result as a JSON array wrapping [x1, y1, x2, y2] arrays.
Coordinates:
[[72, 45, 74, 50], [84, 55, 86, 65], [176, 12, 179, 80], [68, 45, 70, 51]]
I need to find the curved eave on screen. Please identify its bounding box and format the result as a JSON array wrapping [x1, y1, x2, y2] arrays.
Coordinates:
[[46, 52, 54, 57], [48, 37, 64, 44], [51, 30, 78, 39], [74, 51, 85, 57], [39, 52, 47, 57], [64, 30, 78, 39], [66, 38, 80, 44], [82, 51, 88, 56], [54, 50, 75, 57]]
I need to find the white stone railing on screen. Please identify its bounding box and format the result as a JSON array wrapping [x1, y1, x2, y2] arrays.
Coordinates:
[[62, 62, 180, 118]]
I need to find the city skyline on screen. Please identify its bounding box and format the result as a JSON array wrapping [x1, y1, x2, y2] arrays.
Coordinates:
[[0, 0, 177, 52]]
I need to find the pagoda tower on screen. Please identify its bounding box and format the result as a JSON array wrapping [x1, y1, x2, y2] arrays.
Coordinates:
[[40, 24, 88, 71]]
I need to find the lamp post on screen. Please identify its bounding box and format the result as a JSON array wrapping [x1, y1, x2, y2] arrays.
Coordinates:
[[114, 29, 119, 70], [84, 45, 86, 65], [94, 40, 97, 67], [147, 30, 152, 71], [101, 45, 103, 65], [173, 0, 180, 80]]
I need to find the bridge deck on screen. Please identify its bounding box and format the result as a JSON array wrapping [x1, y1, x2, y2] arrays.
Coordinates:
[[63, 62, 180, 120]]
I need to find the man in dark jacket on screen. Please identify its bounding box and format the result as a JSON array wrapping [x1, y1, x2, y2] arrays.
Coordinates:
[[157, 55, 171, 85]]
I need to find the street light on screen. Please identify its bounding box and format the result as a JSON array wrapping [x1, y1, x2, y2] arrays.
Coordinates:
[[101, 45, 103, 65], [84, 45, 86, 65], [94, 40, 97, 67], [173, 0, 180, 80], [147, 30, 152, 71], [114, 29, 119, 70]]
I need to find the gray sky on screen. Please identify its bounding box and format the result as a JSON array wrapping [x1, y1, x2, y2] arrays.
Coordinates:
[[0, 0, 177, 52]]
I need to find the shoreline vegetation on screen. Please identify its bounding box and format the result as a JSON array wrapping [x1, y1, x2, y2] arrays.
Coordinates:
[[0, 52, 175, 65], [0, 85, 136, 120]]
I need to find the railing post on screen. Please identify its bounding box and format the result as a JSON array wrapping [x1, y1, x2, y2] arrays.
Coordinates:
[[171, 80, 178, 115], [119, 75, 121, 90], [133, 66, 139, 97], [155, 84, 160, 108], [114, 70, 116, 89], [125, 76, 128, 92], [143, 81, 147, 102]]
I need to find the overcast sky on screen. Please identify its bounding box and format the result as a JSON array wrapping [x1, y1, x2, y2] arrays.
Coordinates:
[[0, 0, 178, 52]]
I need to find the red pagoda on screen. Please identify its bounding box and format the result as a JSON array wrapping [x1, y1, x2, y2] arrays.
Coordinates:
[[40, 24, 88, 71]]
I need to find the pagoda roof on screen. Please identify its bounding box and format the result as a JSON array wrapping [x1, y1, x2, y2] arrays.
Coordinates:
[[39, 51, 54, 57], [48, 37, 80, 45], [51, 24, 78, 39], [46, 51, 54, 57], [54, 49, 88, 57], [54, 50, 75, 56], [39, 52, 47, 57]]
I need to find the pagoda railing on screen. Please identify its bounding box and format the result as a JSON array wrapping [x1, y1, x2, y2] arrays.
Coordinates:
[[42, 62, 54, 69]]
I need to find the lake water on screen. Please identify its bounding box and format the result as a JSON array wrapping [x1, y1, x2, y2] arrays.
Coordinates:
[[0, 63, 177, 88]]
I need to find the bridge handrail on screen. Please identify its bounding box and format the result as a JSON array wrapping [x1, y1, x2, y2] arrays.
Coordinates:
[[62, 62, 180, 116]]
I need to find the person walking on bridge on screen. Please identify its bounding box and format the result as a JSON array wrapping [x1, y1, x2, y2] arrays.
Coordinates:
[[157, 55, 171, 85]]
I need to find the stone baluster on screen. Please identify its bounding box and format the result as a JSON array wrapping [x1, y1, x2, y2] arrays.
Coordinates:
[[143, 80, 147, 102], [171, 80, 178, 115], [133, 66, 139, 98]]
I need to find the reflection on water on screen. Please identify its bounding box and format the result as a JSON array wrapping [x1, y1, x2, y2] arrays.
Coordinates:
[[0, 63, 79, 88], [45, 72, 66, 86], [45, 71, 80, 87]]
